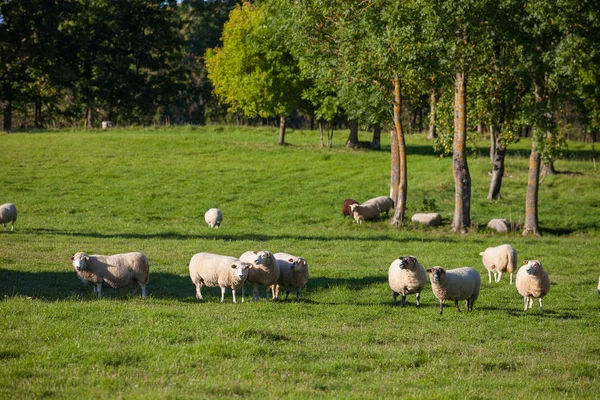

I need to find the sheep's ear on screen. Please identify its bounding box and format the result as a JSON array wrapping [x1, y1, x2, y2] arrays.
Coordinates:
[[69, 255, 74, 261], [289, 258, 294, 262], [523, 260, 529, 265], [83, 256, 89, 261], [426, 269, 432, 273], [231, 264, 237, 269], [253, 251, 258, 255]]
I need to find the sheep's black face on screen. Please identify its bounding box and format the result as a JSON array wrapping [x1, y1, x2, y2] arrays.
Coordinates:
[[398, 256, 416, 270], [429, 267, 445, 283]]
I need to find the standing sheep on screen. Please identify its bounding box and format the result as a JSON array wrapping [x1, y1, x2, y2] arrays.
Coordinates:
[[349, 203, 380, 224], [426, 266, 481, 315], [479, 244, 518, 284], [69, 252, 150, 298], [204, 208, 223, 228], [363, 196, 395, 215], [240, 250, 280, 301], [273, 252, 310, 302], [0, 203, 17, 231], [342, 199, 359, 217], [515, 260, 550, 311], [388, 256, 428, 307], [189, 252, 250, 303]]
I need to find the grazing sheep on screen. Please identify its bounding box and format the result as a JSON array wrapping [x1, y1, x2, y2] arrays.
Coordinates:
[[273, 252, 310, 302], [240, 250, 280, 301], [0, 203, 17, 231], [349, 203, 380, 224], [204, 208, 223, 228], [479, 244, 518, 284], [515, 260, 550, 311], [388, 256, 427, 307], [426, 266, 481, 315], [189, 252, 250, 303], [69, 252, 150, 298], [363, 196, 395, 215], [342, 199, 359, 217]]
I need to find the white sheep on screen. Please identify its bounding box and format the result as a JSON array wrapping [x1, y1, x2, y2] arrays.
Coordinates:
[[426, 266, 481, 315], [479, 244, 518, 284], [240, 250, 280, 301], [388, 256, 428, 307], [0, 203, 17, 231], [515, 260, 550, 311], [273, 252, 310, 302], [349, 203, 380, 224], [362, 196, 395, 215], [189, 252, 251, 303], [204, 208, 223, 228], [69, 252, 150, 298]]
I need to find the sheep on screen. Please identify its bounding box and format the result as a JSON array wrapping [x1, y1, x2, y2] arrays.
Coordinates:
[[362, 196, 395, 215], [69, 252, 150, 298], [349, 203, 380, 224], [426, 266, 481, 315], [0, 203, 17, 231], [515, 260, 550, 311], [273, 252, 310, 302], [388, 256, 428, 307], [189, 252, 251, 303], [342, 198, 359, 217], [240, 250, 280, 301], [204, 208, 223, 228], [479, 244, 518, 284]]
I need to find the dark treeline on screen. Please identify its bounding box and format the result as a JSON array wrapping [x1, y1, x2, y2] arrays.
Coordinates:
[[0, 0, 241, 130]]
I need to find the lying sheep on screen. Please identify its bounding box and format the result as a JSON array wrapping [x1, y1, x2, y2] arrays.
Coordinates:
[[69, 252, 150, 298], [342, 199, 359, 217], [273, 252, 310, 302], [240, 250, 280, 301], [0, 203, 17, 231], [388, 256, 427, 307], [189, 252, 250, 303], [515, 260, 550, 311], [426, 266, 481, 314], [479, 244, 518, 284], [204, 208, 223, 228], [350, 203, 380, 224], [363, 196, 395, 215]]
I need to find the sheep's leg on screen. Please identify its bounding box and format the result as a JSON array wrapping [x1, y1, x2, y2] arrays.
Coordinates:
[[401, 294, 407, 308], [392, 292, 398, 305], [241, 286, 246, 303], [416, 292, 421, 308], [285, 290, 290, 301], [272, 285, 278, 301], [528, 297, 534, 310], [496, 272, 502, 282], [454, 299, 461, 312], [220, 287, 226, 303], [488, 271, 492, 284], [231, 288, 237, 304], [265, 286, 270, 301], [509, 273, 513, 285], [538, 297, 543, 311], [195, 282, 203, 299], [96, 283, 102, 298], [139, 284, 146, 299], [439, 300, 444, 315], [252, 286, 259, 301], [295, 290, 300, 302]]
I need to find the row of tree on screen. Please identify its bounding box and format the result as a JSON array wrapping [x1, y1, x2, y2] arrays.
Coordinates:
[[205, 0, 599, 235]]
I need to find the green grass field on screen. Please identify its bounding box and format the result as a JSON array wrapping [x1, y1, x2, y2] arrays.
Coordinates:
[[1, 126, 599, 399]]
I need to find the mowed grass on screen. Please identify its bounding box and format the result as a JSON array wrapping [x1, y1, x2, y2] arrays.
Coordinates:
[[1, 125, 599, 399]]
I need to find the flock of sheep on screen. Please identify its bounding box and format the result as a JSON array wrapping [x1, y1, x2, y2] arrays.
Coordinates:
[[3, 201, 599, 308]]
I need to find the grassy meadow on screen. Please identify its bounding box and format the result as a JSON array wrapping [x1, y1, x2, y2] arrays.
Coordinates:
[[1, 125, 600, 399]]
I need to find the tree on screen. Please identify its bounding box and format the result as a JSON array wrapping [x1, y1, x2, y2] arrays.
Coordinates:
[[206, 1, 306, 144]]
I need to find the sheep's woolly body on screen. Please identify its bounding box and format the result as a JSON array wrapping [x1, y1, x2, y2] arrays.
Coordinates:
[[189, 252, 250, 303], [350, 203, 380, 224], [515, 260, 550, 311], [342, 199, 359, 217], [0, 203, 17, 231], [362, 196, 395, 215], [388, 256, 427, 307], [273, 252, 309, 302], [240, 250, 280, 301], [70, 252, 150, 298], [479, 244, 518, 284], [427, 266, 481, 314], [204, 208, 223, 228]]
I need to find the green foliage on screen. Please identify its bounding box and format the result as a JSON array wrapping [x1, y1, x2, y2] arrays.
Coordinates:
[[1, 127, 600, 398]]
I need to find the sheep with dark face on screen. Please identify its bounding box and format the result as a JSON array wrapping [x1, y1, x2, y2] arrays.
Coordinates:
[[426, 266, 481, 315], [342, 199, 359, 217], [515, 260, 550, 311], [69, 252, 149, 298], [388, 256, 427, 307]]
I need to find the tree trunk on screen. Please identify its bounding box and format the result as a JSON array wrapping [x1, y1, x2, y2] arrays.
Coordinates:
[[390, 128, 399, 204], [346, 120, 359, 148], [487, 126, 506, 200], [278, 115, 286, 145], [319, 120, 324, 148], [391, 77, 407, 227], [86, 102, 94, 128], [35, 95, 43, 129], [523, 73, 544, 236], [489, 126, 496, 164], [371, 124, 381, 150], [3, 99, 12, 132], [428, 89, 437, 140], [451, 71, 471, 233], [591, 131, 597, 171]]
